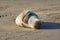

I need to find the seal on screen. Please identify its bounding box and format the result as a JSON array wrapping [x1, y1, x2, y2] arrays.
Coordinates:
[[15, 9, 41, 29]]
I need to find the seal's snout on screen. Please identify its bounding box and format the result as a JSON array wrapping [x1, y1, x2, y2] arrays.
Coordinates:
[[33, 21, 41, 29]]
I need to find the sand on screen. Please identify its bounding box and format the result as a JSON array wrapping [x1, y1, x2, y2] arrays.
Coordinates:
[[0, 0, 60, 40]]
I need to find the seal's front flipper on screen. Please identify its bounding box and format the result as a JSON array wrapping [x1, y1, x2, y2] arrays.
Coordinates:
[[22, 21, 33, 29]]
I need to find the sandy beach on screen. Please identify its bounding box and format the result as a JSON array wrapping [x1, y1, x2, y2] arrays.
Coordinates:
[[0, 0, 60, 40]]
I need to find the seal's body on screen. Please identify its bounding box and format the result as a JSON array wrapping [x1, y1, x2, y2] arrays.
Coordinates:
[[15, 10, 29, 27], [15, 13, 23, 27], [15, 10, 41, 29]]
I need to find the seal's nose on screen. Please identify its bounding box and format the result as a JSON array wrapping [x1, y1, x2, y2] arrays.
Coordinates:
[[34, 21, 41, 29]]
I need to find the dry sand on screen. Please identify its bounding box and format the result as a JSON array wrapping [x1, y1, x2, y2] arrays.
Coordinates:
[[0, 0, 60, 40]]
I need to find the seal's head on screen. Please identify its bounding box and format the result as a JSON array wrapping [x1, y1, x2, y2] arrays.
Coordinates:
[[29, 19, 41, 29]]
